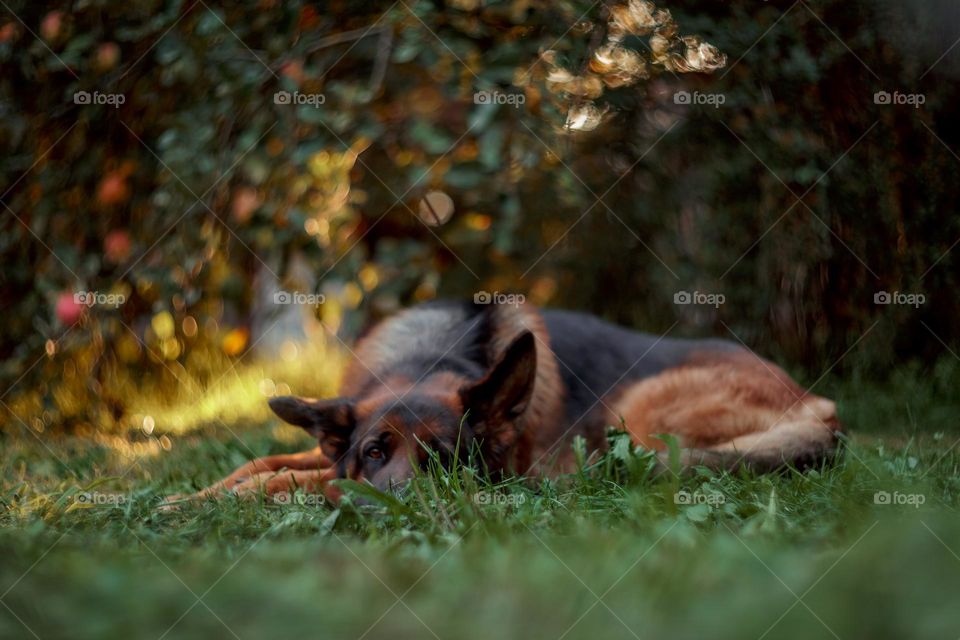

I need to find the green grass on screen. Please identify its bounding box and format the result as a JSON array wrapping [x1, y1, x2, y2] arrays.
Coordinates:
[[1, 370, 959, 640]]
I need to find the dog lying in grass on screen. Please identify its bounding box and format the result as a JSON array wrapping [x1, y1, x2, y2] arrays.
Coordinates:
[[170, 300, 841, 503]]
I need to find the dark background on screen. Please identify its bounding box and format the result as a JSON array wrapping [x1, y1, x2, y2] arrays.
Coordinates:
[[2, 0, 959, 431]]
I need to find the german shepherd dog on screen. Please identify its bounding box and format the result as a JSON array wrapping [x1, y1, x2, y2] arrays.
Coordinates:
[[172, 301, 842, 502]]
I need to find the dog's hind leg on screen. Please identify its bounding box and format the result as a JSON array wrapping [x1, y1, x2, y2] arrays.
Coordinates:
[[610, 361, 843, 473]]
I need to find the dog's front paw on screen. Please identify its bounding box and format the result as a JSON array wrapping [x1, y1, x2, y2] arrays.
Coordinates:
[[157, 492, 190, 512], [225, 471, 276, 497], [158, 468, 340, 510], [156, 475, 259, 510]]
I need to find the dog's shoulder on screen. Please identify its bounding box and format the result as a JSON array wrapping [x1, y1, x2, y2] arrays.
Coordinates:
[[341, 301, 479, 392]]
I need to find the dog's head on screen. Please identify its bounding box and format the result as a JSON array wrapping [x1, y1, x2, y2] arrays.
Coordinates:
[[268, 331, 537, 491]]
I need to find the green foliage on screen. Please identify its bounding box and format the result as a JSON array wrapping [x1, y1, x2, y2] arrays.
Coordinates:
[[2, 0, 959, 432]]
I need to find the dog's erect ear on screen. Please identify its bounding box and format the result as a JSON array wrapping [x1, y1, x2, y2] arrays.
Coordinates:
[[268, 396, 355, 459], [460, 330, 538, 432]]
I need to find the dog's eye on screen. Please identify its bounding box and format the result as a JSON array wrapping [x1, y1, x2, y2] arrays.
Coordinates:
[[365, 446, 384, 460]]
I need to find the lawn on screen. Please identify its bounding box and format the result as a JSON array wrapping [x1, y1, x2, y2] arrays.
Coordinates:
[[1, 366, 959, 640]]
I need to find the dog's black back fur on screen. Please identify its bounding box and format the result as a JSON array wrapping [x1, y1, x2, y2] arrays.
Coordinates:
[[542, 309, 742, 425]]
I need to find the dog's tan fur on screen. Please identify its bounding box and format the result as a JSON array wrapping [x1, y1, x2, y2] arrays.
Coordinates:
[[607, 353, 840, 471]]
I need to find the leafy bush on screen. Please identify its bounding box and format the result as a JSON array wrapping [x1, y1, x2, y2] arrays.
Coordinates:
[[1, 0, 957, 431]]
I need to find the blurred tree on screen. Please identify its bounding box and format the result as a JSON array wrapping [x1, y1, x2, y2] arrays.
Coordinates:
[[0, 0, 957, 431]]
